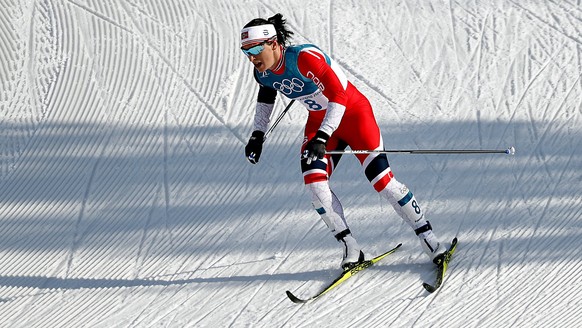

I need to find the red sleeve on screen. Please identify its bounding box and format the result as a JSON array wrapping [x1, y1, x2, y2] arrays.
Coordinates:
[[297, 50, 348, 106]]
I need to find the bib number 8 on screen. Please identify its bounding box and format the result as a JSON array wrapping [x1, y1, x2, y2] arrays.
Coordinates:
[[411, 200, 422, 214], [303, 99, 323, 110]]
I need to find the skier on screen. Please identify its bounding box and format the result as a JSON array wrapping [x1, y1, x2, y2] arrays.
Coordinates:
[[241, 13, 445, 270]]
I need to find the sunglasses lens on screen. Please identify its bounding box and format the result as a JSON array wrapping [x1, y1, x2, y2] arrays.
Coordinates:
[[242, 44, 264, 56]]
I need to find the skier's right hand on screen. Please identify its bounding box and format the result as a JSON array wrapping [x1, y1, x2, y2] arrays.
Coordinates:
[[245, 130, 265, 164], [303, 130, 329, 165]]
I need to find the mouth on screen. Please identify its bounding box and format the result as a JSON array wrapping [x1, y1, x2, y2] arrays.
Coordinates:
[[253, 61, 263, 70]]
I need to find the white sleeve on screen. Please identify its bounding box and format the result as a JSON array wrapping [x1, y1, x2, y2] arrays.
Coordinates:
[[253, 102, 275, 133], [318, 101, 346, 136]]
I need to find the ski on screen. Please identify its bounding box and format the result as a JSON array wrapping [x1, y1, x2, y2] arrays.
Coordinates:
[[286, 243, 402, 304], [423, 237, 458, 293]]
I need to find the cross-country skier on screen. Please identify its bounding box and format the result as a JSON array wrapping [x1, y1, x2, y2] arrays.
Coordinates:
[[241, 13, 445, 270]]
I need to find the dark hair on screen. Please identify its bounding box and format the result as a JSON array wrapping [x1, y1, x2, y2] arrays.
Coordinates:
[[243, 13, 294, 46]]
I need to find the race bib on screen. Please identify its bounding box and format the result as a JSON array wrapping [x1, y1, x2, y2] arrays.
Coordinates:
[[297, 90, 328, 111]]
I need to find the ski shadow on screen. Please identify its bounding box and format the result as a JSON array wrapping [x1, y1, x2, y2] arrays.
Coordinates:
[[0, 261, 425, 298]]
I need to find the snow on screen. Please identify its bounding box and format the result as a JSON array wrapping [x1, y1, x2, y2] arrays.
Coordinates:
[[1, 1, 581, 327]]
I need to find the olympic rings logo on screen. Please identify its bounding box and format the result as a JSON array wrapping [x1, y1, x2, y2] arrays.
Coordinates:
[[273, 78, 304, 95]]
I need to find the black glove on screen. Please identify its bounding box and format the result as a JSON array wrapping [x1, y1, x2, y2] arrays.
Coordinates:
[[303, 131, 329, 164], [245, 130, 265, 164]]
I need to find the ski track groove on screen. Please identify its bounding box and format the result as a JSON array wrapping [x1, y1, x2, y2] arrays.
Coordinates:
[[120, 0, 246, 145], [128, 284, 182, 328], [327, 0, 334, 54], [61, 2, 116, 273], [374, 280, 425, 327], [505, 141, 579, 325], [262, 0, 401, 116], [230, 218, 323, 327], [448, 0, 461, 71], [171, 271, 234, 327], [509, 0, 582, 46], [66, 0, 133, 34]]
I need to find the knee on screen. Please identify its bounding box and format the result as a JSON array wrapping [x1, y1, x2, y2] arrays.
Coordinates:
[[364, 154, 394, 191], [302, 158, 329, 185], [380, 178, 409, 202]]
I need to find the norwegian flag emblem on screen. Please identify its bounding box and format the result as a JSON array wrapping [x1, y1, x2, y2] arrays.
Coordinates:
[[241, 31, 248, 39]]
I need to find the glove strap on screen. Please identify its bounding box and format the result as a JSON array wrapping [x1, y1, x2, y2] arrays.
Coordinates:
[[314, 130, 330, 144], [250, 130, 265, 143]]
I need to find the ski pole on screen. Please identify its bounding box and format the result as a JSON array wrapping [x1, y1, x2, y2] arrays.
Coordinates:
[[264, 100, 295, 139], [326, 146, 516, 155], [246, 100, 295, 163]]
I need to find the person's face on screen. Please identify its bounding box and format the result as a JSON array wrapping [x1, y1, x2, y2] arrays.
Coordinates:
[[241, 39, 279, 72]]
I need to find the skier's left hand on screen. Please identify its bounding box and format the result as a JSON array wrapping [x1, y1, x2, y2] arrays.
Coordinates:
[[303, 131, 329, 164]]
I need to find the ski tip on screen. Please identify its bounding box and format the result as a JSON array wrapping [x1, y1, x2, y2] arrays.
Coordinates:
[[450, 237, 458, 250], [422, 282, 437, 293], [286, 290, 308, 304]]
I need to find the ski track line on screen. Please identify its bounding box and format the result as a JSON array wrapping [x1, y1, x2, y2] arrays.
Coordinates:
[[5, 0, 62, 182], [508, 142, 575, 273], [132, 185, 163, 279], [139, 26, 176, 261], [182, 175, 253, 271], [455, 161, 505, 288], [0, 7, 16, 89], [381, 24, 445, 117], [2, 1, 91, 310], [66, 0, 132, 34], [127, 282, 186, 328], [262, 0, 401, 116], [443, 4, 493, 106], [0, 0, 33, 273], [194, 282, 260, 327], [26, 3, 44, 125], [499, 44, 563, 144], [555, 2, 582, 40], [474, 12, 490, 101], [363, 280, 424, 327], [508, 0, 582, 46], [532, 71, 582, 161], [252, 217, 332, 325], [118, 0, 247, 145], [61, 1, 119, 273], [187, 282, 248, 327], [229, 218, 323, 327], [503, 149, 581, 325], [506, 246, 580, 326], [148, 265, 235, 326], [388, 281, 428, 327], [447, 0, 462, 71], [503, 44, 562, 121], [402, 1, 486, 119], [484, 208, 580, 322], [146, 200, 280, 328], [327, 0, 334, 54], [359, 281, 420, 326], [6, 1, 167, 323]]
